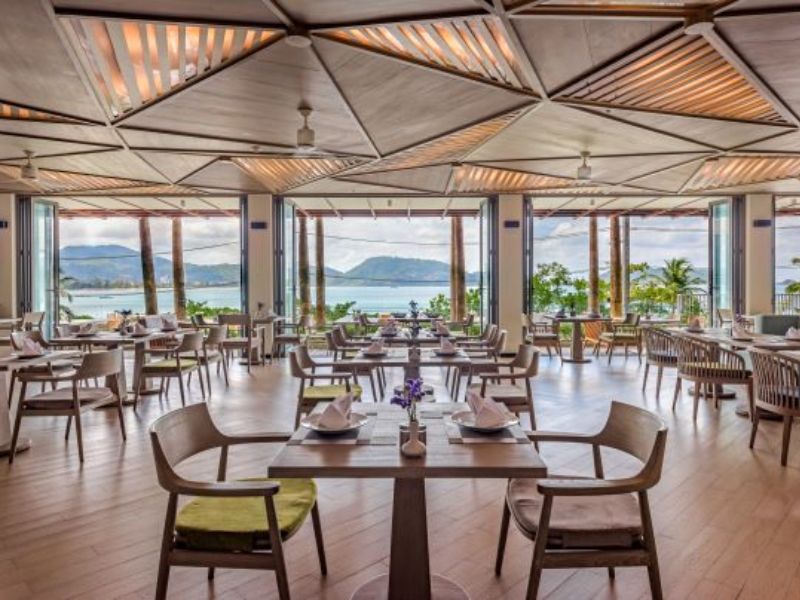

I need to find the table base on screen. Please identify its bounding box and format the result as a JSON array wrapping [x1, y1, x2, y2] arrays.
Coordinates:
[[0, 436, 31, 457], [561, 357, 591, 364], [352, 574, 468, 600], [734, 402, 782, 420]]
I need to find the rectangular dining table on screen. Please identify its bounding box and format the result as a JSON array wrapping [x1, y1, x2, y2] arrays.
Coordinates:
[[269, 402, 547, 600]]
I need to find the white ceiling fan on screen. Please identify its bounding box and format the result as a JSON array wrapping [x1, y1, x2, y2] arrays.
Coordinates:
[[576, 151, 591, 182], [20, 150, 39, 181], [295, 105, 316, 155]]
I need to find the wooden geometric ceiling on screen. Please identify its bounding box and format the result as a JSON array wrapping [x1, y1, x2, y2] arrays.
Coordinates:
[[2, 0, 800, 215]]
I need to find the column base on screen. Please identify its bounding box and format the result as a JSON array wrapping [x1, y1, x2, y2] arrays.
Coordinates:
[[352, 574, 468, 600]]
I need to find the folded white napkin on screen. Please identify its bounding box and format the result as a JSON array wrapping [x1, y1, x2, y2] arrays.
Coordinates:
[[365, 340, 384, 354], [786, 326, 800, 340], [466, 390, 508, 428], [732, 325, 750, 338], [436, 322, 450, 335], [161, 314, 178, 330], [133, 323, 148, 335], [318, 393, 353, 429], [440, 337, 456, 353], [78, 322, 95, 334], [21, 338, 43, 356]]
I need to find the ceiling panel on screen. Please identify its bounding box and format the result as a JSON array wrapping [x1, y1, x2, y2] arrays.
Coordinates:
[[514, 18, 672, 93], [0, 1, 104, 121], [233, 156, 366, 193], [288, 178, 413, 194], [51, 0, 281, 25], [625, 160, 704, 192], [123, 39, 375, 156], [284, 1, 479, 26], [4, 149, 168, 182], [117, 127, 280, 153], [0, 119, 120, 146], [343, 164, 454, 193], [313, 36, 531, 155], [0, 134, 109, 161], [686, 155, 800, 191], [134, 151, 217, 182], [453, 164, 576, 192], [180, 159, 266, 192], [470, 102, 707, 161]]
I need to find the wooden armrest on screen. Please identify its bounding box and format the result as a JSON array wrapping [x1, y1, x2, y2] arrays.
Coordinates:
[[536, 476, 644, 497], [526, 430, 597, 444], [222, 432, 292, 445], [304, 371, 352, 380], [174, 477, 280, 497], [478, 372, 525, 381]]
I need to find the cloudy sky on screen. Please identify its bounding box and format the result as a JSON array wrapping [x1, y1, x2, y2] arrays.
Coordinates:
[[59, 213, 800, 285]]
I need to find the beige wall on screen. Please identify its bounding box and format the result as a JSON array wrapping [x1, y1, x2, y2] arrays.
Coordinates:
[[497, 194, 525, 352], [0, 194, 15, 317], [245, 194, 274, 315], [744, 193, 775, 315]]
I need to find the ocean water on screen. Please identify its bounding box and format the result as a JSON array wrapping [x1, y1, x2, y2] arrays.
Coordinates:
[[66, 285, 451, 318]]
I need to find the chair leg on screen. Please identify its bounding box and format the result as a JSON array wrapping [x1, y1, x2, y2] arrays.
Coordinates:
[[205, 363, 212, 398], [73, 410, 85, 463], [526, 495, 552, 600], [65, 415, 72, 440], [749, 409, 760, 449], [495, 501, 511, 575], [781, 416, 793, 467], [8, 372, 16, 407], [311, 501, 328, 576], [197, 368, 206, 400], [116, 398, 127, 441], [155, 494, 177, 600], [672, 377, 681, 411], [369, 372, 378, 402], [640, 491, 663, 600], [692, 381, 701, 421], [221, 354, 230, 386], [177, 375, 186, 407], [642, 363, 650, 392], [655, 367, 664, 401], [8, 384, 26, 464]]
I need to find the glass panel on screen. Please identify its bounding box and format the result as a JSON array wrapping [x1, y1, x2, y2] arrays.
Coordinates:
[[775, 212, 800, 314], [283, 203, 296, 321], [711, 201, 732, 324], [32, 201, 57, 336]]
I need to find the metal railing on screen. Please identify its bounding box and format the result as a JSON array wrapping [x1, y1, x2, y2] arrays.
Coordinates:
[[775, 293, 800, 315], [676, 292, 710, 323]]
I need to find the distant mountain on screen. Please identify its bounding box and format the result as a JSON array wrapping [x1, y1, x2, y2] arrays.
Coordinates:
[[60, 245, 480, 289], [60, 245, 239, 288]]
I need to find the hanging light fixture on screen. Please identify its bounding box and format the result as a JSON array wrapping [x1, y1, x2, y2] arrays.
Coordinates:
[[577, 151, 591, 182], [296, 105, 315, 153], [20, 150, 39, 181]]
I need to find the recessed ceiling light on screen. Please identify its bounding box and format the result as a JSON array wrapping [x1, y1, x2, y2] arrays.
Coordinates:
[[286, 32, 312, 48]]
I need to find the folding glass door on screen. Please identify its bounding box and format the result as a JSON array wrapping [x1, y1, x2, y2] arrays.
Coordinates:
[[709, 198, 744, 325], [17, 197, 59, 336]]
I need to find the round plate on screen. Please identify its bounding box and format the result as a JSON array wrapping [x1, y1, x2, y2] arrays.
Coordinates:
[[451, 409, 519, 433], [300, 411, 369, 434]]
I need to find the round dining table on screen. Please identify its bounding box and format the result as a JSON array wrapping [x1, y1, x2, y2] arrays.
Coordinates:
[[547, 314, 610, 363]]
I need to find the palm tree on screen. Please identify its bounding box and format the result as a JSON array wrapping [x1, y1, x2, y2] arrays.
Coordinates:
[[59, 275, 76, 321], [786, 257, 800, 294], [171, 217, 187, 319], [588, 215, 599, 314], [298, 215, 311, 321], [450, 216, 466, 321], [609, 215, 623, 318], [654, 258, 703, 312], [139, 217, 158, 314]]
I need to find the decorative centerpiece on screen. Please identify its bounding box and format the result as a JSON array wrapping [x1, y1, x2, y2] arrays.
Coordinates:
[[116, 309, 133, 333], [409, 299, 419, 320], [392, 378, 426, 457]]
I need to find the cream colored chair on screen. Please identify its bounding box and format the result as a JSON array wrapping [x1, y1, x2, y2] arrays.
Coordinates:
[[750, 349, 800, 466], [219, 313, 263, 373], [136, 331, 206, 408], [149, 402, 327, 600], [495, 401, 668, 600], [9, 349, 126, 463]]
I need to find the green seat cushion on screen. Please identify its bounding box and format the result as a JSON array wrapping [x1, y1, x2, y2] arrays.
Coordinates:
[[175, 478, 317, 552], [144, 358, 197, 371], [302, 384, 362, 399]]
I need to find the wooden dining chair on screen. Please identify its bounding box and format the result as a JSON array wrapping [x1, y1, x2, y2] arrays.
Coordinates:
[[464, 330, 508, 385], [183, 325, 229, 393], [495, 401, 668, 600], [582, 320, 604, 355], [290, 347, 362, 428], [219, 313, 263, 373], [597, 313, 642, 364], [526, 315, 562, 358], [136, 331, 206, 408], [750, 349, 800, 466], [458, 323, 498, 349], [642, 327, 678, 400], [716, 308, 733, 328], [20, 311, 45, 332], [7, 330, 77, 402], [9, 349, 126, 463], [673, 335, 753, 421], [468, 343, 540, 427], [149, 402, 327, 600], [271, 315, 307, 360]]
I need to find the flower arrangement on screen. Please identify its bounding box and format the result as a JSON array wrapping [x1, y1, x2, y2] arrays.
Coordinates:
[[391, 378, 424, 423]]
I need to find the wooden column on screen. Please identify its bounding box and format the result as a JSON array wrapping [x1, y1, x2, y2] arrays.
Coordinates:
[[315, 217, 326, 325], [609, 215, 623, 319], [588, 215, 599, 315], [450, 216, 465, 321], [298, 215, 311, 321], [171, 217, 186, 319], [139, 217, 158, 315]]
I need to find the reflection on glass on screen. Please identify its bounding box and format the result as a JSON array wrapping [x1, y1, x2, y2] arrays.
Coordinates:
[[711, 201, 732, 321], [32, 201, 56, 336]]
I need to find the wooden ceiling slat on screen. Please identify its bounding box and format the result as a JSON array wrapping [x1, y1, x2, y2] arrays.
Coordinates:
[[687, 155, 800, 191]]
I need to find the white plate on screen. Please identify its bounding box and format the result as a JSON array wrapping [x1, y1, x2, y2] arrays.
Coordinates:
[[451, 409, 519, 433], [300, 412, 369, 435], [15, 353, 46, 360]]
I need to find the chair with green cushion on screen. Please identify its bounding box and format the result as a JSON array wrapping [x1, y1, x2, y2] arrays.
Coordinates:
[[290, 347, 362, 428], [149, 403, 326, 600], [136, 331, 205, 408]]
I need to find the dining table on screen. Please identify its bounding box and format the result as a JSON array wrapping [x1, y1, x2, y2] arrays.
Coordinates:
[[48, 330, 173, 403], [342, 347, 472, 400], [0, 349, 82, 456], [269, 402, 547, 600], [546, 314, 610, 363]]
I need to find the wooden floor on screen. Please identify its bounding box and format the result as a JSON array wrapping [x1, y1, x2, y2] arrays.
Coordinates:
[[2, 351, 799, 600]]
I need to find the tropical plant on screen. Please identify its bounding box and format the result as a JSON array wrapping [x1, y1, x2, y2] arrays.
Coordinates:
[[185, 299, 239, 318], [653, 258, 703, 313], [628, 262, 670, 317], [786, 257, 800, 294], [465, 288, 481, 316], [59, 275, 76, 321], [530, 262, 572, 312], [325, 300, 356, 323], [426, 293, 450, 317]]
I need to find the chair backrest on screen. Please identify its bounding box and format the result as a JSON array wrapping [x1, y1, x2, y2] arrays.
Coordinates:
[[177, 331, 205, 353], [595, 401, 668, 489], [716, 308, 733, 325], [483, 323, 497, 341], [204, 325, 227, 346], [643, 327, 675, 356], [139, 315, 162, 329], [508, 343, 539, 377], [675, 335, 715, 366], [218, 313, 251, 337], [21, 311, 45, 330], [149, 402, 227, 492], [191, 314, 209, 327], [493, 329, 508, 354], [77, 348, 123, 380], [331, 326, 349, 348], [10, 330, 46, 350], [289, 348, 314, 378], [583, 321, 604, 342], [624, 312, 641, 326], [464, 313, 475, 327], [751, 349, 800, 416]]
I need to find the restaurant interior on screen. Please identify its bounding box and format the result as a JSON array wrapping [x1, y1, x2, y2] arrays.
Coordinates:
[[2, 1, 800, 599]]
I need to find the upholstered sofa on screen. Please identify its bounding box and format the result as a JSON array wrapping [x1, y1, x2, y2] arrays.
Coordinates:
[[753, 314, 800, 335]]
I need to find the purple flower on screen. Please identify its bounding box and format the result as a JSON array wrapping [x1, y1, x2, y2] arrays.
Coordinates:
[[391, 394, 410, 409]]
